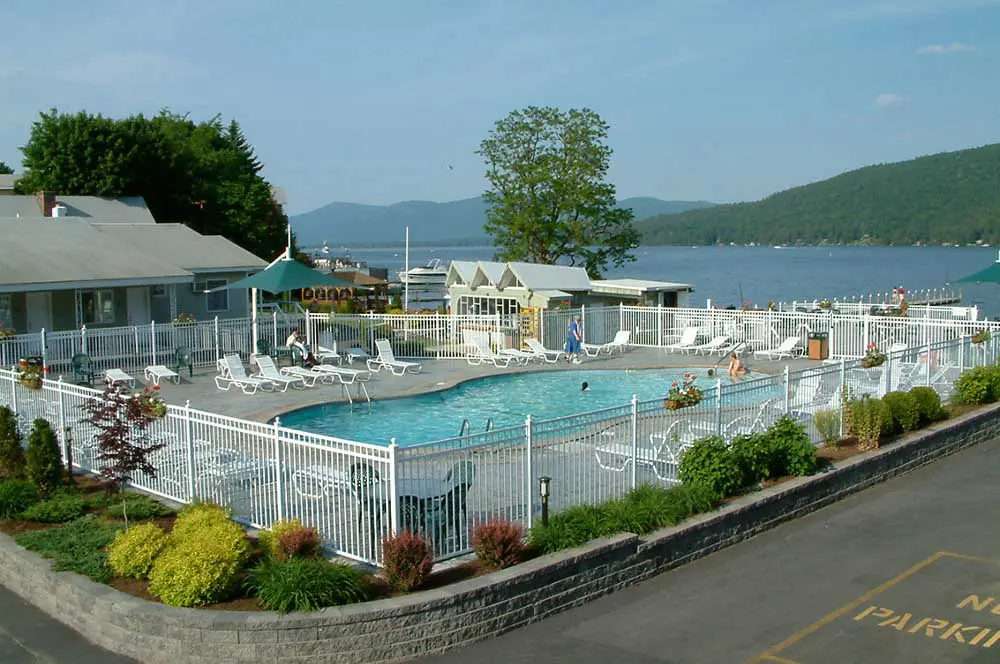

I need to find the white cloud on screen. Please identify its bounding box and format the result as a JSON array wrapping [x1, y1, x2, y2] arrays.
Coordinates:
[[916, 42, 978, 54], [874, 93, 906, 108]]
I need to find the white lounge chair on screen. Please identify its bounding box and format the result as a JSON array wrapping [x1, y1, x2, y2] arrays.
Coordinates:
[[279, 365, 327, 387], [467, 337, 512, 368], [583, 330, 632, 357], [314, 344, 342, 365], [144, 365, 180, 386], [594, 419, 689, 482], [310, 364, 371, 384], [367, 339, 422, 375], [525, 338, 566, 363], [664, 327, 699, 353], [251, 354, 307, 391], [215, 354, 274, 395], [754, 336, 802, 360], [104, 368, 135, 388], [688, 335, 732, 356]]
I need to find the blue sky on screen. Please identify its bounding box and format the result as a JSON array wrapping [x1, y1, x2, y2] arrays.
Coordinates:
[[1, 0, 998, 214]]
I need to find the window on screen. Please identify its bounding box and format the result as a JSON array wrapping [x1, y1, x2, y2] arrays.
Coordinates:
[[150, 285, 166, 297], [80, 290, 115, 325], [205, 279, 229, 312]]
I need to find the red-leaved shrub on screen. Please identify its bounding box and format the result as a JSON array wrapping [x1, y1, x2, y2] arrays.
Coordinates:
[[472, 520, 524, 570], [382, 531, 433, 592], [276, 525, 321, 561]]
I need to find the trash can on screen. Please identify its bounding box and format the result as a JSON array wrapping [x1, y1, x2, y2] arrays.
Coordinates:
[[807, 333, 829, 361]]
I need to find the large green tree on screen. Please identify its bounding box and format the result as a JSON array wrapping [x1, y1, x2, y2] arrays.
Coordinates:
[[15, 109, 291, 261], [0, 161, 12, 174], [477, 106, 640, 277]]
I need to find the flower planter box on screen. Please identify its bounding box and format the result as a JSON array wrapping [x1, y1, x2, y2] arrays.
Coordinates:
[[860, 358, 884, 369]]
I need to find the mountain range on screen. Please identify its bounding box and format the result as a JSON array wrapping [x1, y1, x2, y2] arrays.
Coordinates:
[[637, 142, 1000, 246], [291, 196, 714, 247]]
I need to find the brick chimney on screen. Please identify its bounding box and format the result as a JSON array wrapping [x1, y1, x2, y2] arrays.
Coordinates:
[[36, 191, 55, 217]]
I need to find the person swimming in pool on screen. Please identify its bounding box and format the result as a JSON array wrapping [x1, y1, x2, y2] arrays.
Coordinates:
[[728, 352, 747, 377], [581, 381, 590, 391]]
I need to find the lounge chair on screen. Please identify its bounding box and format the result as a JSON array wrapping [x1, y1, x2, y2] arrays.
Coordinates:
[[525, 338, 566, 363], [583, 330, 632, 357], [310, 364, 371, 384], [688, 335, 732, 356], [314, 344, 342, 365], [664, 327, 699, 353], [496, 343, 538, 365], [215, 353, 274, 395], [103, 368, 135, 388], [754, 336, 802, 360], [71, 353, 95, 386], [594, 419, 689, 482], [250, 354, 307, 391], [279, 365, 329, 387], [145, 365, 180, 386], [466, 337, 512, 368], [367, 339, 421, 375]]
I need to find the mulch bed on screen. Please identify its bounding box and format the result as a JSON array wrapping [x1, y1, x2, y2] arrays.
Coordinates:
[[816, 437, 865, 462]]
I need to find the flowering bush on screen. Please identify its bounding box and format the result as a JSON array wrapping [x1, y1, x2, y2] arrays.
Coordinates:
[[173, 312, 196, 325], [0, 323, 16, 339], [861, 343, 886, 368], [665, 373, 704, 408], [135, 385, 167, 418]]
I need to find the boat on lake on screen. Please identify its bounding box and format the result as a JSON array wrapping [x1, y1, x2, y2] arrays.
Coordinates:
[[397, 258, 448, 286]]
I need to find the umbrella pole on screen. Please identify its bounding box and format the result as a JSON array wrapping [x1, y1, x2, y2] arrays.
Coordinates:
[[251, 287, 258, 355]]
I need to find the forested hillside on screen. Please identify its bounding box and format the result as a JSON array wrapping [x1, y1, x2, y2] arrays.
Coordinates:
[[637, 143, 1000, 246]]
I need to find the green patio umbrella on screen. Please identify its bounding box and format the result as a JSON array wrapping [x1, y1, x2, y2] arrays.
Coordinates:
[[957, 251, 1000, 284], [212, 256, 368, 353]]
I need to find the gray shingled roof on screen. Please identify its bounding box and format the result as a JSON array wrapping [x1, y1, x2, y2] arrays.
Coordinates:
[[0, 194, 155, 222], [0, 196, 42, 217], [96, 224, 266, 272], [0, 174, 21, 190], [0, 219, 192, 292], [501, 262, 592, 291]]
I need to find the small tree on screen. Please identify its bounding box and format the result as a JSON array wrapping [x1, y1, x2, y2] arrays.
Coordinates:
[[0, 406, 25, 479], [80, 385, 167, 524], [25, 419, 63, 496]]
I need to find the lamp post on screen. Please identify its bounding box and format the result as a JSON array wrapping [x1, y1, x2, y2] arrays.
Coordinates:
[[539, 476, 551, 527], [63, 427, 74, 484]]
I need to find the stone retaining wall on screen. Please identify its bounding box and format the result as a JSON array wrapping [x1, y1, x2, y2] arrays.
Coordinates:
[[1, 403, 998, 664]]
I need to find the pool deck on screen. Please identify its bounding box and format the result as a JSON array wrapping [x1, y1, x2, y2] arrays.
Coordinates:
[[147, 349, 824, 425]]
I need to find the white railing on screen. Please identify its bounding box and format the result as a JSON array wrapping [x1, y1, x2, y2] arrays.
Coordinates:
[[0, 308, 993, 565]]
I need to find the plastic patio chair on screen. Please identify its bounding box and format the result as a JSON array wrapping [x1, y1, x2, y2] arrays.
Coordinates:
[[71, 353, 95, 386]]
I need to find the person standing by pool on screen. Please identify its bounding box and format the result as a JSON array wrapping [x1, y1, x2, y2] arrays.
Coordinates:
[[565, 315, 582, 364]]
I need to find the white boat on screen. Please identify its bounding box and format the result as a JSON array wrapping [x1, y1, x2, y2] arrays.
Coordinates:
[[397, 258, 448, 286]]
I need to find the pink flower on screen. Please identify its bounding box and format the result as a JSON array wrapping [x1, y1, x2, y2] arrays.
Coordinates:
[[671, 382, 679, 388]]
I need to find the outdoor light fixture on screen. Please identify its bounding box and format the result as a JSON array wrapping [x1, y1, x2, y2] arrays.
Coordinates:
[[539, 476, 552, 527], [64, 427, 74, 482]]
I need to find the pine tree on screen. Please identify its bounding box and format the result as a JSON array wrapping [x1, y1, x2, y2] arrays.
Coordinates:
[[25, 419, 63, 496]]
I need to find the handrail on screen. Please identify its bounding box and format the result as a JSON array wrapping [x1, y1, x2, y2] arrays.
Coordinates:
[[484, 417, 494, 433], [459, 419, 471, 438]]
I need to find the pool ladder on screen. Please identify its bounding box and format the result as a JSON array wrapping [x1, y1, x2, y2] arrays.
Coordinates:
[[340, 381, 371, 411], [459, 417, 495, 441]]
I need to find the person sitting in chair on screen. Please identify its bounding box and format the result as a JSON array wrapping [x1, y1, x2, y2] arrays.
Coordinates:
[[286, 328, 317, 367]]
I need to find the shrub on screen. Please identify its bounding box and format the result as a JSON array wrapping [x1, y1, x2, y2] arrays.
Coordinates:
[[848, 398, 892, 451], [171, 500, 231, 540], [729, 432, 778, 487], [908, 386, 946, 424], [248, 558, 369, 613], [107, 523, 169, 579], [953, 366, 1000, 405], [15, 515, 120, 582], [527, 504, 609, 553], [104, 492, 173, 520], [25, 419, 63, 497], [259, 518, 321, 561], [678, 436, 743, 500], [381, 531, 434, 592], [19, 492, 87, 523], [813, 409, 841, 447], [0, 406, 25, 480], [764, 416, 818, 477], [472, 520, 524, 570], [881, 391, 921, 433], [0, 478, 39, 519], [148, 519, 251, 607]]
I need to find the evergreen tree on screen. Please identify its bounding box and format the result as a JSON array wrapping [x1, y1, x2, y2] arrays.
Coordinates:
[[26, 419, 63, 496], [0, 406, 25, 480]]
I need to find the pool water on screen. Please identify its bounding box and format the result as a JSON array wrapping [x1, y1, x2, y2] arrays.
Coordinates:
[[280, 368, 773, 446]]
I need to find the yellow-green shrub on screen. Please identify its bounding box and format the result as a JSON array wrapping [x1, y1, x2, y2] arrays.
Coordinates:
[[148, 519, 251, 607], [107, 523, 169, 579], [171, 501, 231, 540]]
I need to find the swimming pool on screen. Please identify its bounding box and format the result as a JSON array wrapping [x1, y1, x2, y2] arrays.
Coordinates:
[[279, 368, 776, 446]]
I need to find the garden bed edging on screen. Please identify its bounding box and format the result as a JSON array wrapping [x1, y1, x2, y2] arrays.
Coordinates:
[[1, 403, 999, 663]]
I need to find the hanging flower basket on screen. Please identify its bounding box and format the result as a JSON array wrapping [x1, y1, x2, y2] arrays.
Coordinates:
[[860, 343, 886, 368], [817, 299, 833, 310], [172, 313, 196, 327], [136, 386, 167, 419], [664, 373, 703, 410], [972, 329, 991, 345], [20, 376, 42, 389]]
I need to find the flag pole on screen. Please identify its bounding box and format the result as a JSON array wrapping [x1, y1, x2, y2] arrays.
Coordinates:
[[404, 225, 410, 313]]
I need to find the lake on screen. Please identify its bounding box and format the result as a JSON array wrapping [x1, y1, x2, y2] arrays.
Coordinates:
[[335, 245, 1000, 318]]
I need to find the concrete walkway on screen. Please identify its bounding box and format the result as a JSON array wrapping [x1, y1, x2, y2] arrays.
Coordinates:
[[0, 584, 135, 663], [418, 436, 1000, 664]]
